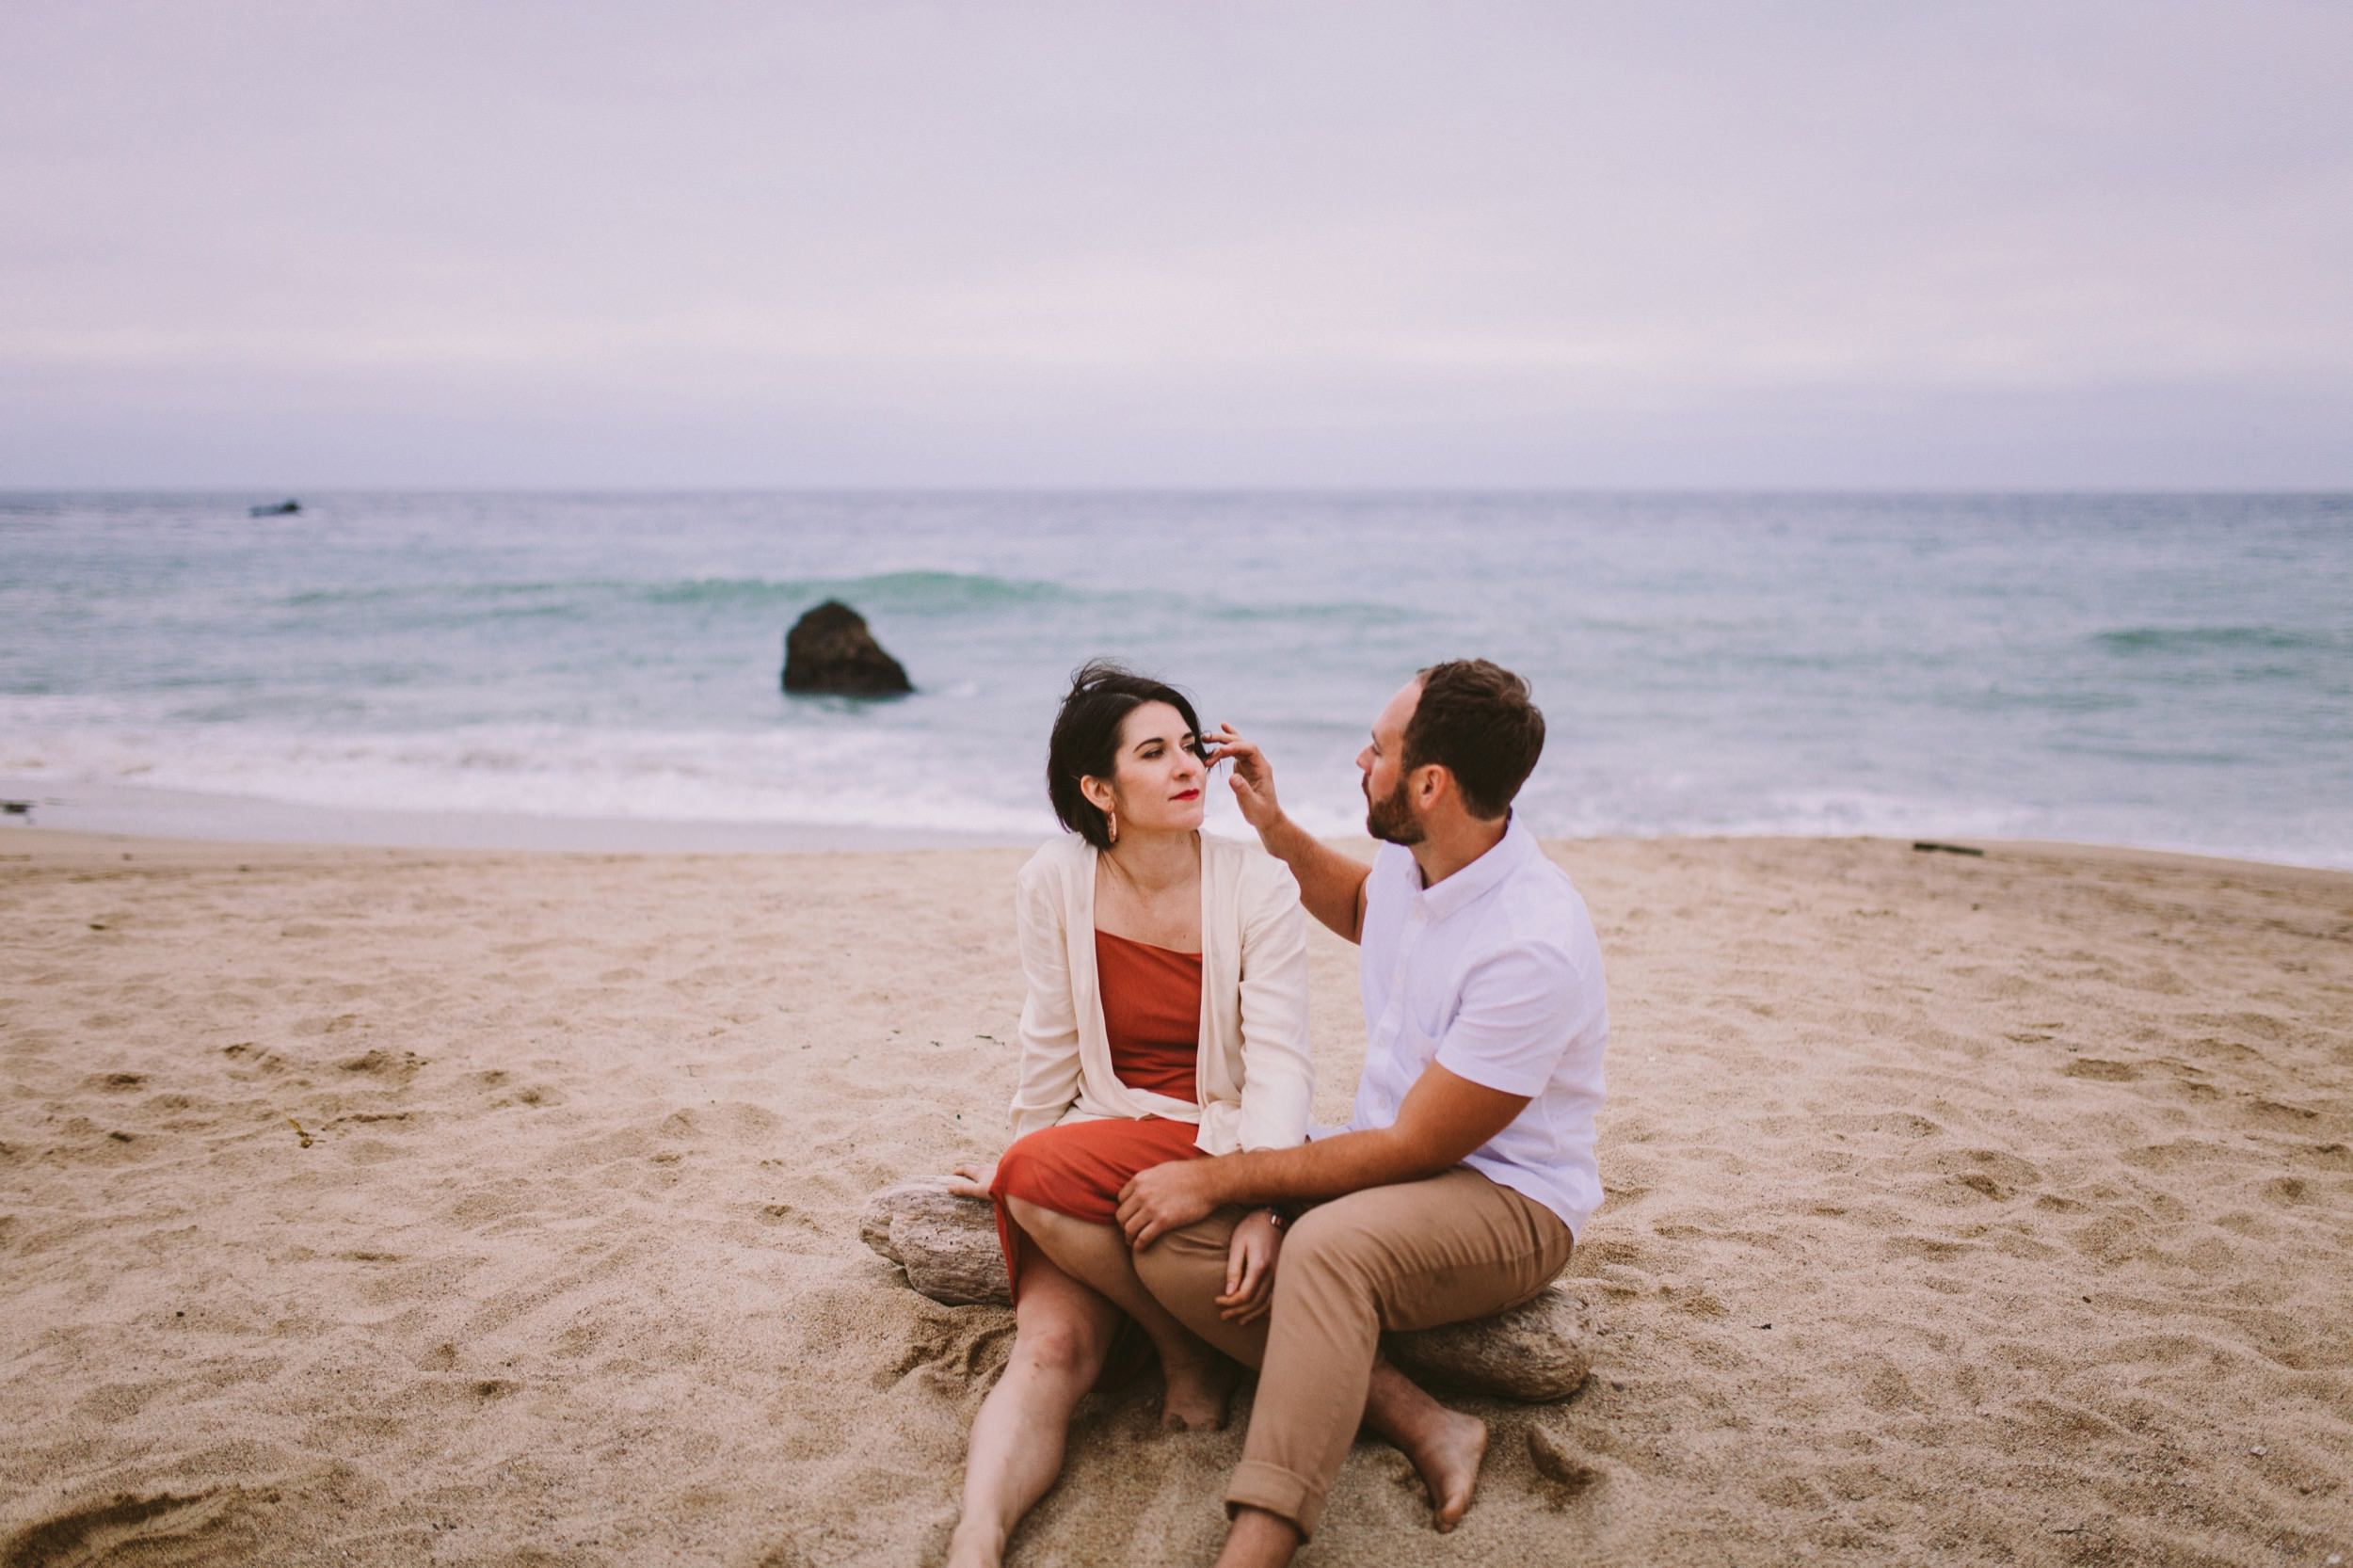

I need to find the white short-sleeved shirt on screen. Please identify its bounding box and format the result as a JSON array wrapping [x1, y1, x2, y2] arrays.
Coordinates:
[[1341, 815, 1609, 1237]]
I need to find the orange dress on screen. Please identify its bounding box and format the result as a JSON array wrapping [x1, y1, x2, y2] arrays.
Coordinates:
[[990, 929, 1208, 1303]]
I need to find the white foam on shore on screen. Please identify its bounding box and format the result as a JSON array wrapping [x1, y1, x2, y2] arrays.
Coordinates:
[[0, 778, 1031, 853], [0, 710, 1064, 840], [8, 772, 2348, 871]]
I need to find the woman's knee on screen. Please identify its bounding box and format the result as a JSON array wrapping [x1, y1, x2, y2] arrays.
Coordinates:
[[1013, 1316, 1106, 1382], [1003, 1193, 1057, 1234]]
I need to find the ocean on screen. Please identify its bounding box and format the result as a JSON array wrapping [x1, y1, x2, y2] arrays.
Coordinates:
[[4, 490, 2349, 866]]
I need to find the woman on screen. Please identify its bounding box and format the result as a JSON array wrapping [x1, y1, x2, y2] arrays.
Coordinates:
[[942, 662, 1313, 1568]]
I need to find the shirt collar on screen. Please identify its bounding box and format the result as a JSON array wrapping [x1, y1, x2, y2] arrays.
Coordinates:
[[1412, 812, 1536, 923]]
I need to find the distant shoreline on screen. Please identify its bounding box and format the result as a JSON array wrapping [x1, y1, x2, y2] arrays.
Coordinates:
[[8, 776, 2351, 883]]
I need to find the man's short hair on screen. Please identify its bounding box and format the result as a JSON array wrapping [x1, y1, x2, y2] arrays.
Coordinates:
[[1402, 659, 1545, 821]]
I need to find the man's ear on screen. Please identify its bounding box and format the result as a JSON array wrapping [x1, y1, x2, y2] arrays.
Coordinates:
[[1414, 763, 1451, 808]]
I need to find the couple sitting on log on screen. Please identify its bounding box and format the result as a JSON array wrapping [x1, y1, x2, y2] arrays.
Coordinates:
[[937, 657, 1609, 1568]]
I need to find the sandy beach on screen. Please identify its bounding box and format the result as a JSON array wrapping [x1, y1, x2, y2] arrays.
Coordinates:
[[3, 828, 2348, 1567]]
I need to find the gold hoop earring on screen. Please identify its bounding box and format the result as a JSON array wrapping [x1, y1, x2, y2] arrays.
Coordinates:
[[1105, 808, 1119, 846]]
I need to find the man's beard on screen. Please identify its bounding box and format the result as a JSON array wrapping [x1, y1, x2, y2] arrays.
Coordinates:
[[1364, 773, 1424, 845]]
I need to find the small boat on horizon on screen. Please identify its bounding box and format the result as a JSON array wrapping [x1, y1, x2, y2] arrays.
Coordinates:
[[248, 499, 302, 518]]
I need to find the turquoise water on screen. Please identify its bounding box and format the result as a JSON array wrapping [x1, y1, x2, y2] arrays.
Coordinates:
[[3, 490, 2349, 864]]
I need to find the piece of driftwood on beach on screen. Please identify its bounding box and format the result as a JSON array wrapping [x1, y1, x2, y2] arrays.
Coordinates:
[[857, 1177, 1595, 1401]]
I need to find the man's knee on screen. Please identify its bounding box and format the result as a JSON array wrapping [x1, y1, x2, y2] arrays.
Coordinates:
[[1281, 1195, 1389, 1282], [1131, 1215, 1233, 1307]]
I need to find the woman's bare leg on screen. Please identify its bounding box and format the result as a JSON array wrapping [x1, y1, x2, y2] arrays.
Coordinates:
[[1005, 1196, 1234, 1431], [945, 1252, 1122, 1568]]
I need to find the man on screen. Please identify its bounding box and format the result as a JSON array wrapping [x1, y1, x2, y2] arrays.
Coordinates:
[[1116, 659, 1608, 1567]]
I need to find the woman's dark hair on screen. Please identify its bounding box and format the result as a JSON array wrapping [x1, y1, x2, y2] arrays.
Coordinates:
[[1047, 660, 1206, 848]]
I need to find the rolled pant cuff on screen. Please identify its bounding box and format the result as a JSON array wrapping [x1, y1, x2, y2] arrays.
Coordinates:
[[1224, 1459, 1326, 1542]]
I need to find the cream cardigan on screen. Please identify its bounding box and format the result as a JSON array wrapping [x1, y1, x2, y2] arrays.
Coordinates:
[[1008, 831, 1314, 1156]]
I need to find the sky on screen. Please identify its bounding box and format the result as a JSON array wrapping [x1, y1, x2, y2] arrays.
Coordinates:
[[5, 1, 2349, 489]]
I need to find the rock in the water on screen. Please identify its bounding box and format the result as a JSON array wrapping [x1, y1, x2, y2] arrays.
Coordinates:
[[782, 600, 912, 696], [859, 1178, 1011, 1306], [857, 1178, 1595, 1400]]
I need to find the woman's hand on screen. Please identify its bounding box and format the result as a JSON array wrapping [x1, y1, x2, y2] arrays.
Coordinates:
[[945, 1160, 998, 1200], [1217, 1209, 1284, 1325]]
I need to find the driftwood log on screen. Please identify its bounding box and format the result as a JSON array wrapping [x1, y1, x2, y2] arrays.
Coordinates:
[[859, 1178, 1593, 1401], [858, 1178, 1014, 1307]]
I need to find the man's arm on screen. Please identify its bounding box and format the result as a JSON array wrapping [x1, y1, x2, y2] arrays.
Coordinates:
[[1115, 1064, 1529, 1248], [1209, 723, 1369, 944]]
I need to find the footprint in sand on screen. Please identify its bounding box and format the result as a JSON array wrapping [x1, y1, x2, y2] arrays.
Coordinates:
[[337, 1048, 425, 1082], [2185, 1009, 2291, 1044], [1527, 1427, 1610, 1505], [463, 1067, 566, 1110], [2061, 1058, 2141, 1081], [1824, 1111, 1944, 1141], [4, 1490, 239, 1566], [1929, 1147, 2042, 1201], [219, 1042, 294, 1080], [2242, 1096, 2322, 1128]]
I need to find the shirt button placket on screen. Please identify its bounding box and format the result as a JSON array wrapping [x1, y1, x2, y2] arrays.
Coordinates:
[[1369, 904, 1426, 1117]]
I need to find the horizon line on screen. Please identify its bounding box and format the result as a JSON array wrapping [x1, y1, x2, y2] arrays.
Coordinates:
[[8, 483, 2352, 500]]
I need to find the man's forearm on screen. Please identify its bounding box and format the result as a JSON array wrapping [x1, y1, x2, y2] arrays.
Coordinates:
[[1257, 812, 1369, 943], [1195, 1128, 1441, 1208]]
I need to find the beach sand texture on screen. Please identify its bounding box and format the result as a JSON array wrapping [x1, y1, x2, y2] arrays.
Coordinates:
[[3, 832, 2349, 1566]]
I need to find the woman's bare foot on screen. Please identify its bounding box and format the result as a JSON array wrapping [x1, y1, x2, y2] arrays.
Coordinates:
[[1394, 1405, 1488, 1531], [1159, 1349, 1235, 1432], [943, 1519, 1003, 1568]]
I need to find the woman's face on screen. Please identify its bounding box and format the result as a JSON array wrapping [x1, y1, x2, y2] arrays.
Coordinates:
[[1086, 699, 1209, 838]]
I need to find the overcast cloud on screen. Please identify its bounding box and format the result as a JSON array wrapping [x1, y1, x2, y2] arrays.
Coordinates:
[[5, 1, 2348, 488]]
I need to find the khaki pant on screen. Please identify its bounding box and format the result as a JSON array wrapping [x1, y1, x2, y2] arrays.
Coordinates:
[[1132, 1166, 1573, 1539]]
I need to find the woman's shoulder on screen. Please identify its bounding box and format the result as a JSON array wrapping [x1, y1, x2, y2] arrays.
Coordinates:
[[1016, 833, 1094, 893]]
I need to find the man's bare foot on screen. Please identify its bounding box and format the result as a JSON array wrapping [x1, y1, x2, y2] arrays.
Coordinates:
[[1396, 1406, 1488, 1531], [1159, 1350, 1235, 1431]]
